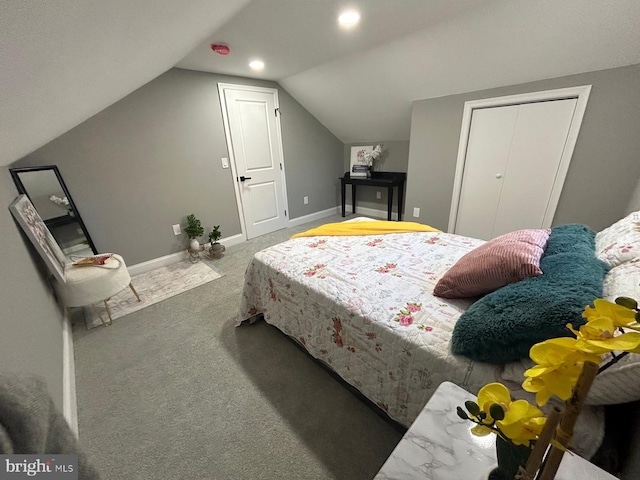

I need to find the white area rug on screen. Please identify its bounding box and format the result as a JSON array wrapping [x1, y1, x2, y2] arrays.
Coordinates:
[[84, 261, 222, 329]]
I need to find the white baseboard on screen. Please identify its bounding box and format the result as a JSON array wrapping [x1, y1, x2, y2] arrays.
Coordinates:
[[218, 233, 245, 248], [62, 313, 78, 438], [128, 234, 247, 276], [344, 204, 398, 221], [127, 251, 187, 276], [128, 209, 348, 277], [129, 212, 343, 277], [288, 206, 340, 227]]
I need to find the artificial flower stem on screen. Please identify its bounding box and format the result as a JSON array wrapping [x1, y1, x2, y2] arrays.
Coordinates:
[[537, 361, 599, 480], [519, 406, 562, 480], [598, 351, 629, 373]]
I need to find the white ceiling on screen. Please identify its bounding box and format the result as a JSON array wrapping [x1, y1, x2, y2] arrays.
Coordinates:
[[0, 0, 249, 166], [2, 0, 640, 166]]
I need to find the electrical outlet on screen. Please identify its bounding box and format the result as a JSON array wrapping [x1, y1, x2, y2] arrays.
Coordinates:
[[303, 196, 309, 205], [413, 207, 420, 218], [376, 191, 381, 199], [172, 224, 181, 235], [221, 157, 229, 169]]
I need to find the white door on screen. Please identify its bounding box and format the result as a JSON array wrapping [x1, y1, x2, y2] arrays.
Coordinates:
[[449, 86, 591, 240], [492, 99, 577, 236], [220, 85, 288, 239], [455, 105, 519, 240], [453, 97, 580, 240]]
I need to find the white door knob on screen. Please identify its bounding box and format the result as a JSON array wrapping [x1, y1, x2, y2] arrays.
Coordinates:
[[495, 173, 503, 179]]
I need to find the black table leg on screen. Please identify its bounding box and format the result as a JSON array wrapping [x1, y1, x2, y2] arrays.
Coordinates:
[[387, 187, 393, 221], [341, 180, 346, 217], [397, 185, 404, 221], [351, 185, 356, 214]]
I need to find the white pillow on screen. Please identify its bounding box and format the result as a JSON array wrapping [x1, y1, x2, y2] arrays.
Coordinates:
[[602, 258, 640, 302], [587, 354, 640, 405], [595, 211, 640, 268], [585, 258, 640, 406]]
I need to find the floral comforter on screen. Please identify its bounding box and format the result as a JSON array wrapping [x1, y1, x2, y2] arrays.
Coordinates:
[[239, 229, 520, 427], [238, 227, 606, 456]]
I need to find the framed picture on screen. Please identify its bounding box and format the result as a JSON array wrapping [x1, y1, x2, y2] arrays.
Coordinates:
[[9, 194, 67, 283], [349, 145, 373, 177]]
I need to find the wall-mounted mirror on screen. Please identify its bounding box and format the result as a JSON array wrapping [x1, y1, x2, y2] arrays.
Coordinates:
[[10, 165, 97, 258]]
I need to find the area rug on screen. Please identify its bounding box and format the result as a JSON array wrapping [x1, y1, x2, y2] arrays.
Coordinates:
[[84, 260, 222, 329]]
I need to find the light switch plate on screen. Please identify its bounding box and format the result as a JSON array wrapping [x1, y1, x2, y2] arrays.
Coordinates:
[[172, 224, 181, 235], [221, 157, 229, 168]]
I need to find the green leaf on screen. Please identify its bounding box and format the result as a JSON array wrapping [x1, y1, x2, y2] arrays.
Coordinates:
[[456, 406, 469, 420], [490, 403, 505, 421], [615, 296, 638, 310], [465, 401, 480, 416], [185, 214, 204, 238]]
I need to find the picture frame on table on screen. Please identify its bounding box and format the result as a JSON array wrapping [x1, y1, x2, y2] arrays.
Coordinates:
[[349, 145, 373, 177]]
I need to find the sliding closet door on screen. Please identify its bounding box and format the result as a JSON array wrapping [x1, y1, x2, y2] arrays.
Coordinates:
[[454, 98, 577, 240]]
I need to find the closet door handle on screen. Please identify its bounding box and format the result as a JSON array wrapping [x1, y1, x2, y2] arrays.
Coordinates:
[[239, 176, 252, 182]]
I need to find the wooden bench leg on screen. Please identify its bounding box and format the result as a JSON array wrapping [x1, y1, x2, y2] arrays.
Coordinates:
[[129, 282, 141, 302], [91, 303, 111, 327]]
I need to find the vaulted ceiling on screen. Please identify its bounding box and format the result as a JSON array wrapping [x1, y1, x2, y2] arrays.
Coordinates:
[[2, 0, 640, 166]]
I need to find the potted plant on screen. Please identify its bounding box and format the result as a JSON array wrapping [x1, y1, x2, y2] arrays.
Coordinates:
[[457, 296, 640, 479], [208, 225, 225, 258], [185, 214, 204, 251]]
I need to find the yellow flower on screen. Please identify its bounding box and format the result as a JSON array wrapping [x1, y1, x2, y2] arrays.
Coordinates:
[[470, 382, 510, 436], [583, 299, 639, 331], [463, 298, 640, 452], [500, 403, 546, 446], [567, 317, 640, 354], [472, 383, 546, 446], [522, 338, 602, 406]]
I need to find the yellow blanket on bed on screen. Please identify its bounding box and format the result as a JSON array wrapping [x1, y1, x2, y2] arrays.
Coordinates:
[[291, 221, 441, 238]]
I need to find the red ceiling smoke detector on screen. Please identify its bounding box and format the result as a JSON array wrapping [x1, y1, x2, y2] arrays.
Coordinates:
[[210, 44, 230, 55]]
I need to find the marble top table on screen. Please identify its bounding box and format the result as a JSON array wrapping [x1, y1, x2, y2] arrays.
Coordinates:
[[375, 381, 617, 480]]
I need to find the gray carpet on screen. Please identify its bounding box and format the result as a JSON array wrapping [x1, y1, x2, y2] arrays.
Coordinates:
[[72, 213, 403, 479]]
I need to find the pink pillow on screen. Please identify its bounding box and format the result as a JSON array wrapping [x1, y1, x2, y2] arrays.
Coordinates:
[[434, 229, 551, 298]]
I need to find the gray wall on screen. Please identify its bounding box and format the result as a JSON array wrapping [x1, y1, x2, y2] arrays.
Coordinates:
[[281, 88, 344, 218], [0, 166, 64, 409], [627, 179, 640, 215], [406, 63, 640, 231], [14, 68, 344, 265], [342, 141, 410, 213]]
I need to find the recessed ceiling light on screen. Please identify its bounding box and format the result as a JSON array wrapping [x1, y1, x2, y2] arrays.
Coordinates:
[[338, 10, 360, 27], [249, 59, 265, 71]]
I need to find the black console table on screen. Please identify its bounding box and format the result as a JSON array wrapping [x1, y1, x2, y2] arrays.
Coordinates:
[[340, 171, 407, 221]]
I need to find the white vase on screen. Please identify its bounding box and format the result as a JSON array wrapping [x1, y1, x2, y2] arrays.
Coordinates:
[[189, 238, 200, 251]]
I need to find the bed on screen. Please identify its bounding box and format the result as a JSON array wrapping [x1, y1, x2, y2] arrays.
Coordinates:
[[238, 213, 640, 459]]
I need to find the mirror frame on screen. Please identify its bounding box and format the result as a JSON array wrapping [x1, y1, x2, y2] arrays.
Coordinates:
[[9, 165, 98, 255]]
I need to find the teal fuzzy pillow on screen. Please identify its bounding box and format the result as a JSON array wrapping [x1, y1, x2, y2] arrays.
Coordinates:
[[543, 223, 595, 257], [451, 225, 609, 364]]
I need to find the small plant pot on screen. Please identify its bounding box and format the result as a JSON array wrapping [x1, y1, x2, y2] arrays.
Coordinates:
[[189, 238, 200, 251], [209, 242, 225, 259], [490, 436, 531, 480]]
